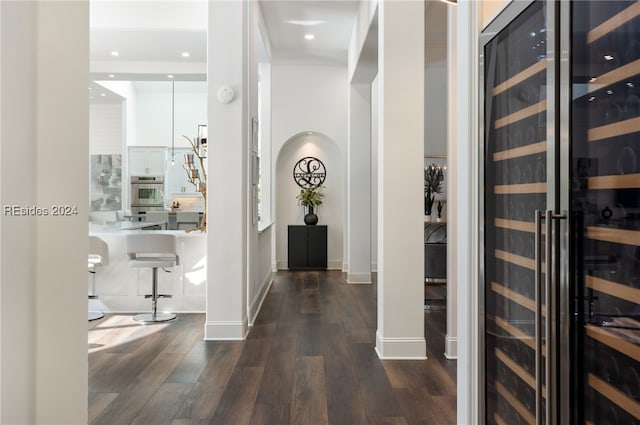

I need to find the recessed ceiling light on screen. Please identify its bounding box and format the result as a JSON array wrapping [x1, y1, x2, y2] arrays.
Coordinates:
[[604, 55, 614, 61], [627, 82, 634, 88], [181, 52, 190, 58], [167, 74, 174, 79], [588, 96, 596, 102], [108, 74, 115, 78], [287, 20, 326, 26], [304, 34, 315, 40], [111, 51, 119, 57]]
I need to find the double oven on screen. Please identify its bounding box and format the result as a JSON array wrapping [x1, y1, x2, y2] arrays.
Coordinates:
[[130, 176, 164, 215]]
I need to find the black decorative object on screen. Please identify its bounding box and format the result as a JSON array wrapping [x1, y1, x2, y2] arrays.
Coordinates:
[[293, 156, 326, 189], [304, 206, 318, 225]]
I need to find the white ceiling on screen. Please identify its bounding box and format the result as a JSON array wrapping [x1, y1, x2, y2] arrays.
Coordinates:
[[90, 0, 359, 80], [90, 0, 447, 80]]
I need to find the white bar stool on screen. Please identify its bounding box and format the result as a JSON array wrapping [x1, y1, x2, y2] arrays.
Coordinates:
[[88, 236, 109, 321], [126, 234, 179, 323]]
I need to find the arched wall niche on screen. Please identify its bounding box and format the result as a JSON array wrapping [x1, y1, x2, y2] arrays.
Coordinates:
[[275, 131, 343, 270]]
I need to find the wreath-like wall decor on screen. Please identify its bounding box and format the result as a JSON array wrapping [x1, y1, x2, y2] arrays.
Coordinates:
[[293, 156, 326, 189]]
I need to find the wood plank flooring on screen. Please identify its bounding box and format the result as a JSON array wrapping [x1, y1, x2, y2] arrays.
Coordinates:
[[88, 271, 457, 425]]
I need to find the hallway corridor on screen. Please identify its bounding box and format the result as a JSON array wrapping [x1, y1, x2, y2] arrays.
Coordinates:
[[88, 271, 456, 424]]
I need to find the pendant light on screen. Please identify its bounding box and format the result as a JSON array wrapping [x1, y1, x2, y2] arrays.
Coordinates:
[[170, 79, 175, 165]]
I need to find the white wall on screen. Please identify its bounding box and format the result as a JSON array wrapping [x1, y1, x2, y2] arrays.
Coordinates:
[[90, 103, 123, 154], [275, 133, 343, 269], [271, 65, 348, 269], [371, 75, 379, 272], [1, 1, 88, 423], [134, 81, 207, 148], [424, 62, 447, 156]]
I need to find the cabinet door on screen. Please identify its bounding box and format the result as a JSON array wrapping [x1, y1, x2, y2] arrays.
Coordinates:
[[129, 148, 166, 176], [288, 226, 307, 269], [166, 148, 203, 194], [307, 226, 327, 269], [145, 149, 166, 175], [128, 149, 148, 175]]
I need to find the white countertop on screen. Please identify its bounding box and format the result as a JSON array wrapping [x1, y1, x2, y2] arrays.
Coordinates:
[[89, 222, 206, 237]]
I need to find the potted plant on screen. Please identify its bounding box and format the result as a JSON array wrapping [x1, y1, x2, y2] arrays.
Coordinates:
[[424, 164, 444, 220], [296, 186, 325, 225]]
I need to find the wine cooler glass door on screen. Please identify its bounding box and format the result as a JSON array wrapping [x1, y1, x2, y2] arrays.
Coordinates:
[[570, 2, 640, 425], [481, 1, 550, 424]]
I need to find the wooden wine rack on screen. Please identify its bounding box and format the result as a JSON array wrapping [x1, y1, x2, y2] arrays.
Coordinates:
[[495, 100, 547, 129], [588, 116, 640, 142], [586, 275, 640, 305], [496, 381, 535, 425], [495, 182, 547, 194], [588, 373, 640, 420], [495, 249, 543, 271], [586, 59, 640, 94], [492, 281, 546, 317], [587, 1, 640, 44], [586, 324, 640, 362], [493, 60, 547, 96], [493, 141, 546, 162], [588, 173, 640, 190], [586, 226, 640, 246]]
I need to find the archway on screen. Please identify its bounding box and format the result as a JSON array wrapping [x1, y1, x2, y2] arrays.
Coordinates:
[[274, 131, 344, 270]]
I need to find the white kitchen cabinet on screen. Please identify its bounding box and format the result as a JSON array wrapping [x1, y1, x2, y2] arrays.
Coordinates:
[[166, 148, 205, 195], [128, 147, 166, 176]]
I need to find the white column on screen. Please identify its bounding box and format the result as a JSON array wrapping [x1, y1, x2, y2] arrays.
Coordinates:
[[347, 83, 372, 284], [2, 1, 89, 423], [375, 0, 426, 359], [205, 0, 249, 340], [445, 1, 458, 360], [457, 0, 480, 423]]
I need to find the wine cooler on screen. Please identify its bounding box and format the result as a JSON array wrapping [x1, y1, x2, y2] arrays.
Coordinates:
[[481, 1, 640, 424]]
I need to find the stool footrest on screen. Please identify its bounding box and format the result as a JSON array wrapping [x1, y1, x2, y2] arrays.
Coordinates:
[[133, 313, 176, 323], [144, 294, 173, 299]]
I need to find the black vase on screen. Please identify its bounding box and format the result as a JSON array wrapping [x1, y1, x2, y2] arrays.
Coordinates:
[[304, 206, 318, 225]]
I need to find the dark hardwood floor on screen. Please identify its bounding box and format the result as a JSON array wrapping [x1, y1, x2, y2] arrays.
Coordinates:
[[88, 271, 457, 425]]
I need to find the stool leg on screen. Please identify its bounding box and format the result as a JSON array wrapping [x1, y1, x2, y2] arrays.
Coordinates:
[[133, 267, 176, 323], [152, 267, 158, 317], [88, 270, 104, 321]]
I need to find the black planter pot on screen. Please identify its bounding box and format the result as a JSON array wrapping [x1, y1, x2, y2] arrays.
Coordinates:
[[304, 206, 318, 225]]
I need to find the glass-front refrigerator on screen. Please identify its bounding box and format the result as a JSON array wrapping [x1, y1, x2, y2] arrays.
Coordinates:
[[481, 1, 639, 424], [571, 1, 640, 424]]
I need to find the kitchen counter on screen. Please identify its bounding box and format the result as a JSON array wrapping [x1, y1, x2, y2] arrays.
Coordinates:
[[89, 223, 206, 313]]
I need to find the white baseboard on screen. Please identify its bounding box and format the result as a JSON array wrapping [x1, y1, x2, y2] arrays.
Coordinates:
[[342, 262, 348, 272], [327, 260, 342, 270], [275, 260, 343, 270], [371, 262, 378, 273], [346, 272, 372, 284], [444, 335, 458, 359], [374, 330, 427, 360], [248, 275, 273, 326], [204, 319, 248, 340]]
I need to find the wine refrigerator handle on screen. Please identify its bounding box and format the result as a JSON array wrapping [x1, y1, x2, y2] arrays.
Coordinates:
[[534, 210, 544, 425], [545, 210, 553, 425]]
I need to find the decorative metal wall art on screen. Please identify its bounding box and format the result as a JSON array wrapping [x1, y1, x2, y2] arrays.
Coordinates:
[[293, 156, 326, 189]]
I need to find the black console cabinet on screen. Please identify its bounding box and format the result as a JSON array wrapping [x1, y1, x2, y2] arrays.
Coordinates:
[[288, 225, 327, 270]]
